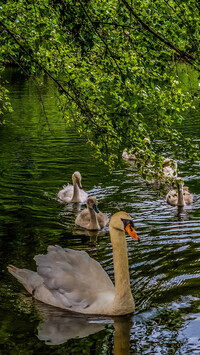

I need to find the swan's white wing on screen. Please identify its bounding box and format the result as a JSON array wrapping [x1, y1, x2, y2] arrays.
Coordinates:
[[35, 245, 114, 311], [79, 189, 88, 202], [97, 212, 109, 228], [184, 190, 193, 204], [166, 189, 178, 205], [75, 209, 90, 227], [7, 265, 43, 294], [57, 184, 73, 202]]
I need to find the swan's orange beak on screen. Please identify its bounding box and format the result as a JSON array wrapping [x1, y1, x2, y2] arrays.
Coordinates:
[[125, 223, 140, 241]]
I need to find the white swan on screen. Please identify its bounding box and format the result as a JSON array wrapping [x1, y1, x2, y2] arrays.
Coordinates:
[[8, 211, 140, 316], [75, 196, 109, 230], [57, 171, 88, 203], [166, 180, 193, 206]]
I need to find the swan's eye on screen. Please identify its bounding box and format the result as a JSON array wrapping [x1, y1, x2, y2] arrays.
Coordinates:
[[121, 218, 134, 230]]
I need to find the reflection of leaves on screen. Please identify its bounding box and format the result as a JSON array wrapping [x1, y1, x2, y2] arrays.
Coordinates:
[[152, 309, 184, 331], [0, 80, 13, 121]]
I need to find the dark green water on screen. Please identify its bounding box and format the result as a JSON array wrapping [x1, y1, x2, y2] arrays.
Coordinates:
[[0, 68, 200, 354]]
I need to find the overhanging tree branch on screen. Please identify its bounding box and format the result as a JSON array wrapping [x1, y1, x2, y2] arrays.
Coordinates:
[[121, 0, 198, 65], [0, 20, 112, 138], [0, 19, 126, 148], [0, 20, 85, 111]]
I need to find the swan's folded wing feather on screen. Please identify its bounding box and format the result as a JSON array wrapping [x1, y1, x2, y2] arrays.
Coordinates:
[[75, 209, 90, 226], [97, 212, 109, 228], [57, 184, 73, 201], [166, 189, 178, 205], [79, 189, 88, 201], [184, 190, 193, 204], [35, 245, 114, 310]]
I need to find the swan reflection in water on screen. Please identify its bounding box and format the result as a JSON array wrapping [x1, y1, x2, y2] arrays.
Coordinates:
[[73, 228, 107, 244], [36, 301, 132, 354]]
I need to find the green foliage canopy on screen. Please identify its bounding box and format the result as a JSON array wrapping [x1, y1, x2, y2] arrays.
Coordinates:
[[0, 0, 200, 176]]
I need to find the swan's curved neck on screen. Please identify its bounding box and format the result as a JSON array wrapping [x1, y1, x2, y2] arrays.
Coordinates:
[[110, 227, 135, 314], [177, 184, 185, 206], [71, 180, 81, 202], [88, 207, 100, 230]]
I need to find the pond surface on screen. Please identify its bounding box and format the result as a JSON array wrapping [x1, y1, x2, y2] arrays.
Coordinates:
[[0, 68, 200, 354]]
